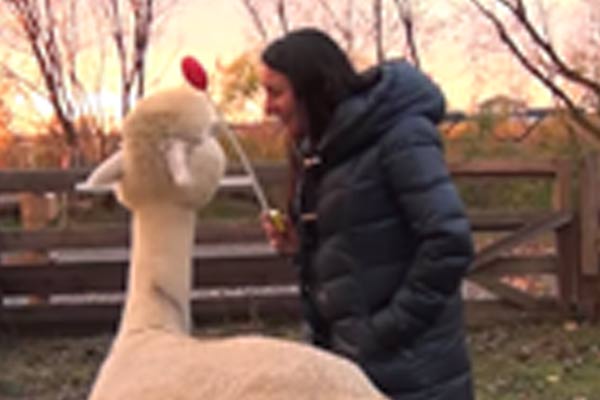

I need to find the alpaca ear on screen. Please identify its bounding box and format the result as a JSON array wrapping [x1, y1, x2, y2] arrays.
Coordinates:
[[76, 150, 124, 192], [165, 138, 194, 187]]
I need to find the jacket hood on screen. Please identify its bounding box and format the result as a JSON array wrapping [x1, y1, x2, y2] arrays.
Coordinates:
[[318, 60, 446, 164]]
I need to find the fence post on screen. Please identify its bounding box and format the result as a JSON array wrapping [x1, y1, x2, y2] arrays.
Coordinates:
[[16, 193, 53, 304], [556, 216, 579, 315], [553, 159, 572, 212], [554, 160, 578, 314], [577, 153, 600, 320]]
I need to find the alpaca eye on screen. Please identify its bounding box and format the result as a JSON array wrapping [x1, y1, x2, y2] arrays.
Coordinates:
[[192, 135, 206, 146], [206, 122, 225, 138]]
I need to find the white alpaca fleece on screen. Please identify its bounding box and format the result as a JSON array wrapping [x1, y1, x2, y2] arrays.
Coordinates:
[[119, 86, 224, 210], [82, 84, 387, 400], [91, 333, 385, 400]]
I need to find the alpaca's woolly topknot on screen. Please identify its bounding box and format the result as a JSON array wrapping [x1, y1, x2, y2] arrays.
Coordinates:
[[118, 86, 224, 210]]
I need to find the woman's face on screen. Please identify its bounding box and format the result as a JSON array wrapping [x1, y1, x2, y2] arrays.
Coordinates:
[[259, 64, 302, 138]]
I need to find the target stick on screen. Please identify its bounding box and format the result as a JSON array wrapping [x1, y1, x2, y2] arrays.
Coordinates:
[[180, 56, 285, 232]]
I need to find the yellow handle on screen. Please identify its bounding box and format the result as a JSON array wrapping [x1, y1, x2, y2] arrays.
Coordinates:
[[268, 209, 286, 232]]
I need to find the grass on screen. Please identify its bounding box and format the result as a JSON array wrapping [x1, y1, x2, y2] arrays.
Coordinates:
[[470, 320, 600, 400], [0, 334, 107, 400], [1, 318, 599, 399]]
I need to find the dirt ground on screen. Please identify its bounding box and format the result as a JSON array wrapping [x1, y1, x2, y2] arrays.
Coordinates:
[[1, 318, 599, 400]]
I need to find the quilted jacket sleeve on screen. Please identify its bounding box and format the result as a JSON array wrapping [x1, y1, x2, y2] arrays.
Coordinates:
[[370, 116, 474, 349]]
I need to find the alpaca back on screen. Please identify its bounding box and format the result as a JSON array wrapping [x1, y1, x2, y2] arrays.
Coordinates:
[[89, 333, 386, 400]]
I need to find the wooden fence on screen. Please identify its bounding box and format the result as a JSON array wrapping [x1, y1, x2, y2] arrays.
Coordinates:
[[0, 156, 598, 335]]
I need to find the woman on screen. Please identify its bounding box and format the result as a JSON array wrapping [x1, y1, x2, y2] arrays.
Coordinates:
[[260, 27, 475, 400]]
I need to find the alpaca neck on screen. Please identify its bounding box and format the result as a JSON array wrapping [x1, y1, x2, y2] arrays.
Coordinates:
[[119, 205, 196, 336]]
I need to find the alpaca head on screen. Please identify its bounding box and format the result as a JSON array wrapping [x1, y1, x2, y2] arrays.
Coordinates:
[[121, 87, 227, 210], [78, 60, 226, 211]]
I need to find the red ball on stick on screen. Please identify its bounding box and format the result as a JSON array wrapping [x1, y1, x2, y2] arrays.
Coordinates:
[[181, 56, 208, 91]]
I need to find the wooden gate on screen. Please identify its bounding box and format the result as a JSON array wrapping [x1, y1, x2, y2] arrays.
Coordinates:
[[451, 160, 577, 313], [576, 153, 600, 319]]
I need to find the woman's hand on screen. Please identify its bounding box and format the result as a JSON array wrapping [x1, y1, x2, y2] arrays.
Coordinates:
[[261, 209, 298, 255]]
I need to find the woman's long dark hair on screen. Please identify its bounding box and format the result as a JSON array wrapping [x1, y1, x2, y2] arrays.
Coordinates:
[[261, 28, 366, 146], [261, 28, 373, 215]]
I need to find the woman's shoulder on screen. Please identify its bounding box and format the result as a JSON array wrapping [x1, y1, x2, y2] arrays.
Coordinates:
[[380, 115, 442, 150]]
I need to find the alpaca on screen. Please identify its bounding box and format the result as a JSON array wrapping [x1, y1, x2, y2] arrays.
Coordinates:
[[78, 82, 387, 400]]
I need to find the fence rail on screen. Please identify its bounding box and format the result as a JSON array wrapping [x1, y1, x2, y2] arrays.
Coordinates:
[[1, 158, 596, 335]]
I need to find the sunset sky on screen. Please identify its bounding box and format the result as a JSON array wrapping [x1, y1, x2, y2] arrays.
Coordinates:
[[151, 0, 252, 87], [4, 0, 575, 131], [151, 0, 555, 112]]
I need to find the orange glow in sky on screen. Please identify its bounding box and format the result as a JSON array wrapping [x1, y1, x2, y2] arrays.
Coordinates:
[[151, 0, 554, 112], [4, 0, 560, 133], [151, 0, 252, 89]]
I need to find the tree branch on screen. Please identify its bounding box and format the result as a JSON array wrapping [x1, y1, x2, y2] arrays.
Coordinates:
[[470, 0, 600, 144], [373, 0, 384, 62], [315, 0, 354, 52], [240, 0, 268, 42], [393, 0, 421, 69], [276, 0, 289, 34], [499, 0, 600, 96]]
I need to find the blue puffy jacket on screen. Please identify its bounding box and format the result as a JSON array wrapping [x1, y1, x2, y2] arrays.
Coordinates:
[[292, 60, 475, 399]]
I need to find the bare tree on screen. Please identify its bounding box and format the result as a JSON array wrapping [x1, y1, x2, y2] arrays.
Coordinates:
[[468, 0, 600, 144], [240, 0, 290, 42], [237, 0, 441, 68], [239, 0, 269, 42], [98, 0, 166, 117], [0, 0, 177, 163], [2, 0, 82, 150], [392, 0, 420, 68], [276, 0, 290, 35], [570, 0, 600, 111], [315, 0, 356, 53], [373, 0, 384, 63]]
